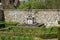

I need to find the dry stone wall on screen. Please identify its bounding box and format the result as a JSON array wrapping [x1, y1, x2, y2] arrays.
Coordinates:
[[4, 9, 60, 26]]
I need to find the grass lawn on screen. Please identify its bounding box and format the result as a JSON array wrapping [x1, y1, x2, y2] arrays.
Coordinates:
[[0, 36, 34, 40], [0, 26, 58, 40], [0, 26, 57, 34]]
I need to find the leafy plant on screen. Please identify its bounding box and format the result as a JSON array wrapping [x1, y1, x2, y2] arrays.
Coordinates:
[[58, 21, 60, 24], [5, 22, 19, 26], [0, 21, 19, 26], [0, 36, 34, 40]]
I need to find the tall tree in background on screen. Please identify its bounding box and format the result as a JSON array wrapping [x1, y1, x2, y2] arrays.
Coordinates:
[[45, 0, 57, 9], [17, 0, 60, 9], [28, 0, 41, 9], [17, 0, 45, 9], [56, 0, 60, 9]]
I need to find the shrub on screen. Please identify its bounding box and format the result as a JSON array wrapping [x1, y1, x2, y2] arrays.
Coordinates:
[[57, 27, 60, 40], [0, 21, 5, 24], [0, 21, 5, 28], [0, 21, 19, 26], [5, 22, 19, 26], [58, 21, 60, 24]]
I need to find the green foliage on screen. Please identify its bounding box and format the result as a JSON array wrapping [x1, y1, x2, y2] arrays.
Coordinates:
[[56, 0, 60, 9], [57, 27, 60, 40], [0, 21, 5, 24], [0, 21, 19, 26], [0, 36, 34, 40], [45, 0, 56, 9], [5, 22, 19, 26], [58, 21, 60, 24], [29, 0, 41, 9], [17, 0, 46, 9], [0, 27, 58, 39], [17, 0, 60, 9], [4, 27, 57, 35], [17, 2, 29, 10], [40, 34, 57, 39]]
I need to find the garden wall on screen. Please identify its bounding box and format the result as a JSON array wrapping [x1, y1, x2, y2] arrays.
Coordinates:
[[4, 9, 60, 27]]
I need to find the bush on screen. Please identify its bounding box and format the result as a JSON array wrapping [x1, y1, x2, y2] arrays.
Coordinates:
[[0, 21, 19, 26], [0, 21, 5, 24], [5, 22, 19, 26], [57, 27, 60, 40], [4, 27, 57, 35], [0, 21, 5, 28], [58, 21, 60, 24]]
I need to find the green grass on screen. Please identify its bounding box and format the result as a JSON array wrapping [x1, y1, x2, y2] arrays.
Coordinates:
[[0, 21, 59, 39], [0, 36, 34, 40], [0, 21, 19, 26], [0, 26, 58, 39], [2, 26, 57, 35]]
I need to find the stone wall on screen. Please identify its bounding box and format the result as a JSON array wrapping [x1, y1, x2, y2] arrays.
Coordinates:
[[4, 9, 60, 26]]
